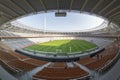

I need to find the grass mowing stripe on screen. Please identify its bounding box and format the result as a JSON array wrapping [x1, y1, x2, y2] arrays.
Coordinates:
[[25, 39, 97, 54], [70, 41, 79, 52], [75, 42, 87, 51], [78, 41, 94, 50]]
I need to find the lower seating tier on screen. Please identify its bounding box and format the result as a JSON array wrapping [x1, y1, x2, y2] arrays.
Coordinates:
[[33, 67, 88, 79], [7, 60, 37, 72]]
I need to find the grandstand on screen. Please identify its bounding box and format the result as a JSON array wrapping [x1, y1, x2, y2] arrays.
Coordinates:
[[0, 0, 120, 80]]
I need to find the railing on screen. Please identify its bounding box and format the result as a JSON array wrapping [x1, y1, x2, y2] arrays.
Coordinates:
[[23, 47, 99, 57], [0, 60, 20, 75], [98, 47, 120, 74], [15, 47, 104, 62]]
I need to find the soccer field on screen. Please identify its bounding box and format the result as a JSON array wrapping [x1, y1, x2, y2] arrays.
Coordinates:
[[25, 39, 97, 54]]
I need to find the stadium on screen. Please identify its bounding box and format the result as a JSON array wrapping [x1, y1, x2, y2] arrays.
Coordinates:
[[0, 0, 120, 80]]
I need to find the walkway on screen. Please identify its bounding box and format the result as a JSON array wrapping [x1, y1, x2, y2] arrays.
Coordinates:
[[74, 62, 100, 80], [99, 58, 120, 80], [74, 62, 91, 73], [0, 65, 18, 80], [18, 62, 51, 80]]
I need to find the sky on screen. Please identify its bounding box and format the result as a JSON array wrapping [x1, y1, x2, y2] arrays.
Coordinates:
[[16, 12, 104, 32]]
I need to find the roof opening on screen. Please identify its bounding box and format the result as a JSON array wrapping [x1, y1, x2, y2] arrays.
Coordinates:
[[12, 12, 105, 32]]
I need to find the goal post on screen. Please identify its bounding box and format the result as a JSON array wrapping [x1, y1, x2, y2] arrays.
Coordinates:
[[69, 46, 72, 53], [56, 49, 62, 53]]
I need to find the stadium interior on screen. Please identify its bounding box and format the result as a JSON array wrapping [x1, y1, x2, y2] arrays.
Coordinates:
[[0, 0, 120, 80]]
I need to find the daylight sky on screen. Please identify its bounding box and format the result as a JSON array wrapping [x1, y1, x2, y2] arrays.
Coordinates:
[[16, 12, 104, 32]]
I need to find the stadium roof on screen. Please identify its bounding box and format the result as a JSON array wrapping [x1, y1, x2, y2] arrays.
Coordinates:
[[0, 0, 119, 27]]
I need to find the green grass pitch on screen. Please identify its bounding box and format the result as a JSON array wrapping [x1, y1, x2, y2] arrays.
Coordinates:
[[25, 39, 97, 54]]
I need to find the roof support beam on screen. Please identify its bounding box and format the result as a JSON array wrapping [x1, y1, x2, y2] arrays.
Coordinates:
[[91, 0, 104, 12], [69, 0, 73, 11], [39, 0, 47, 12], [3, 25, 13, 31], [1, 15, 11, 20], [23, 0, 36, 12], [98, 0, 117, 14], [0, 3, 19, 16], [0, 16, 10, 22], [104, 5, 120, 17], [0, 11, 14, 19], [111, 15, 120, 20], [8, 0, 27, 14], [108, 11, 120, 19], [80, 0, 88, 11], [57, 0, 59, 12]]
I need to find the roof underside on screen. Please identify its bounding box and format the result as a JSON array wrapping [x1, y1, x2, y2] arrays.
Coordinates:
[[0, 0, 120, 27]]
